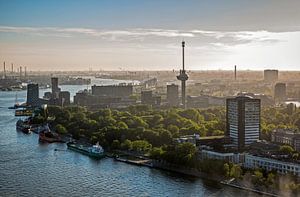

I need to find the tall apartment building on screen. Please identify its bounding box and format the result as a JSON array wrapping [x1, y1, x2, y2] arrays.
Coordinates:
[[26, 83, 39, 106], [167, 84, 179, 107], [51, 77, 60, 99], [226, 96, 261, 150], [274, 82, 286, 102]]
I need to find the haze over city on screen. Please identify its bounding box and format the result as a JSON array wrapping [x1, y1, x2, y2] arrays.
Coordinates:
[[1, 0, 300, 71]]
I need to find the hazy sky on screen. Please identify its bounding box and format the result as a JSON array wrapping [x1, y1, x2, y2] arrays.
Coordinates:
[[0, 0, 300, 71]]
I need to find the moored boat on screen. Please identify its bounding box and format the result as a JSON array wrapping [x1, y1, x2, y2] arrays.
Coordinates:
[[16, 119, 31, 134], [39, 131, 64, 143], [67, 142, 105, 159]]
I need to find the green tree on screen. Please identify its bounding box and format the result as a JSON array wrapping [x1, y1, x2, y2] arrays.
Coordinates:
[[121, 139, 133, 150], [111, 140, 120, 150], [150, 147, 164, 159], [223, 163, 230, 177], [280, 145, 294, 154], [55, 124, 67, 134], [230, 164, 242, 179]]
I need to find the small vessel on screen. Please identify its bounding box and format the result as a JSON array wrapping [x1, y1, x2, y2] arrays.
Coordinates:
[[67, 142, 105, 159], [16, 119, 31, 134], [30, 124, 50, 134], [39, 131, 64, 143]]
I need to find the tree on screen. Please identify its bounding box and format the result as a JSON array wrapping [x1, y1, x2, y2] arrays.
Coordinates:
[[159, 129, 172, 145], [121, 139, 132, 150], [55, 124, 67, 134], [267, 172, 275, 185], [150, 147, 164, 160], [230, 164, 242, 179], [117, 121, 128, 130], [280, 145, 294, 155], [132, 140, 152, 152], [111, 140, 120, 150], [223, 163, 230, 177]]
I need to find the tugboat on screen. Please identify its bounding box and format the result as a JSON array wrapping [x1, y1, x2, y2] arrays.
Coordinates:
[[16, 119, 31, 134], [67, 142, 105, 159], [39, 131, 64, 143]]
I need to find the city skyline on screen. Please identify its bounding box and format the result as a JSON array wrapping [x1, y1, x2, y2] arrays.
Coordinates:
[[1, 0, 300, 71]]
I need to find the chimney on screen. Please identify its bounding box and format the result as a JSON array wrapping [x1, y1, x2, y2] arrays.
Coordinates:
[[3, 61, 6, 79], [20, 66, 22, 78], [234, 65, 237, 81]]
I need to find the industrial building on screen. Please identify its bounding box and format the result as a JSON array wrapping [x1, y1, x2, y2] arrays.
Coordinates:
[[271, 129, 300, 152]]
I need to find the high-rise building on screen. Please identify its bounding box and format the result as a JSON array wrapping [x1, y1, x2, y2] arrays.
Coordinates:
[[167, 84, 179, 107], [141, 90, 153, 105], [51, 77, 60, 98], [59, 91, 70, 107], [141, 90, 161, 106], [26, 83, 39, 106], [226, 96, 261, 150], [274, 83, 286, 102], [264, 70, 278, 83]]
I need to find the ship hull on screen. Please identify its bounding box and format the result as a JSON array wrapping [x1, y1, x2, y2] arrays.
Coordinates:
[[67, 143, 105, 159]]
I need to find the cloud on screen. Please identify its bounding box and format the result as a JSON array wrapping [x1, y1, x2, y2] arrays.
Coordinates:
[[0, 26, 295, 50], [0, 26, 194, 39]]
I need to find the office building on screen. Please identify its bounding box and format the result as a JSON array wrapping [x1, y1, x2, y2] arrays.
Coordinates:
[[51, 77, 60, 99], [226, 96, 261, 150], [167, 84, 179, 107], [274, 83, 286, 102], [26, 83, 39, 106], [244, 154, 300, 176], [91, 84, 133, 98], [141, 90, 161, 106], [271, 129, 300, 152], [59, 91, 70, 107], [264, 69, 278, 83], [141, 90, 153, 105], [26, 83, 48, 107]]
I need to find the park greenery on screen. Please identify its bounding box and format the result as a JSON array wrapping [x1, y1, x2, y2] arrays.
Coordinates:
[[37, 104, 300, 155], [32, 104, 300, 193]]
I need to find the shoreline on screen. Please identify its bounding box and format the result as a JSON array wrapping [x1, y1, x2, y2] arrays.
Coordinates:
[[112, 154, 280, 197]]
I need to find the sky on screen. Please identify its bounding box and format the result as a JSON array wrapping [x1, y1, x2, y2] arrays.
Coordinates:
[[0, 0, 300, 71]]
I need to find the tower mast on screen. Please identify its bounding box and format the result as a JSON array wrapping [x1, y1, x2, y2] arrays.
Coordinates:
[[177, 41, 189, 109]]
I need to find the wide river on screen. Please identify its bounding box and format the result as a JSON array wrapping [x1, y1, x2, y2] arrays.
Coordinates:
[[0, 79, 258, 196]]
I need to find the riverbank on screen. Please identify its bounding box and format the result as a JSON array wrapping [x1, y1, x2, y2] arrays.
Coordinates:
[[111, 152, 281, 197], [220, 179, 279, 197]]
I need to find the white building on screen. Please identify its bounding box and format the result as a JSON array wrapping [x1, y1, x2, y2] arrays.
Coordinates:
[[244, 154, 300, 176], [200, 149, 242, 164]]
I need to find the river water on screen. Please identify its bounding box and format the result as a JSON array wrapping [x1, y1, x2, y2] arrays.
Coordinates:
[[0, 79, 257, 196]]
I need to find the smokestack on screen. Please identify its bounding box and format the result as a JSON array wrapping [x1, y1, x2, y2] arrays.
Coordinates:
[[11, 63, 13, 74], [234, 65, 237, 81], [25, 66, 27, 78], [20, 66, 22, 78], [3, 61, 6, 79]]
